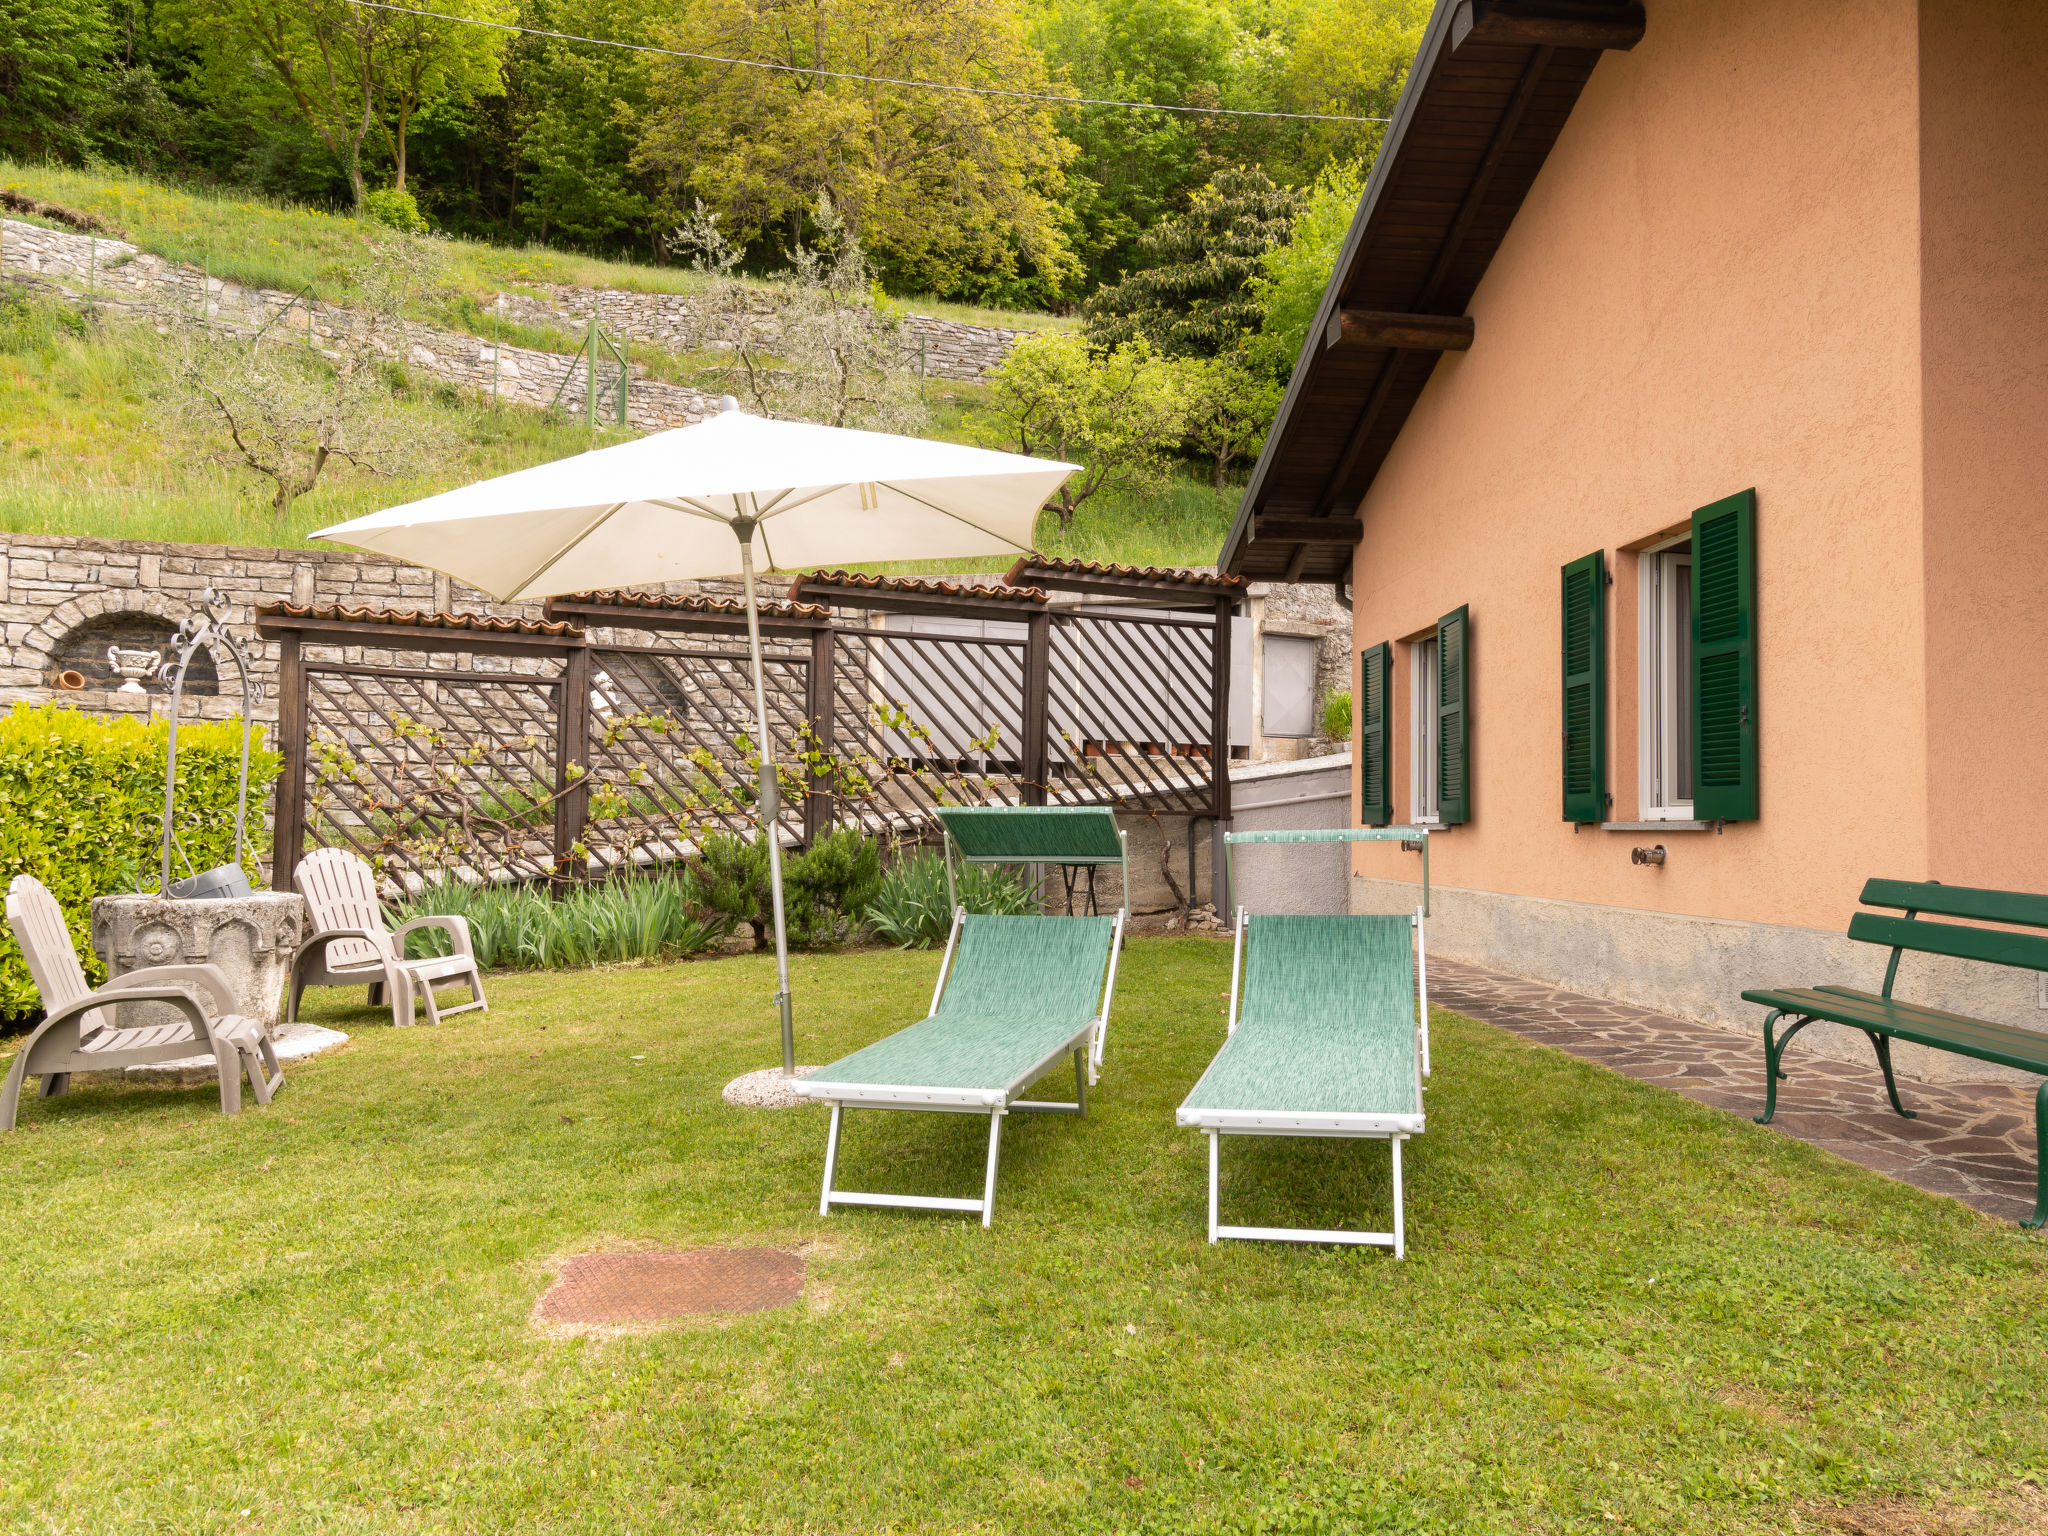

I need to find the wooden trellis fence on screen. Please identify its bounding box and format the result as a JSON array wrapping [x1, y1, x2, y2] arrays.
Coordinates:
[[257, 561, 1238, 892]]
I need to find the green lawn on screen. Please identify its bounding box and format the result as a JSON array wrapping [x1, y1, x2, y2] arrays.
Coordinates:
[[2, 939, 2043, 1533]]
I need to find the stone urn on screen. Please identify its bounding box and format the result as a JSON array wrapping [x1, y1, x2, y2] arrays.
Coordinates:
[[91, 892, 309, 1030]]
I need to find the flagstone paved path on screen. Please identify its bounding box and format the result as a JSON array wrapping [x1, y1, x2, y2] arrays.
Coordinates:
[[1428, 958, 2040, 1226]]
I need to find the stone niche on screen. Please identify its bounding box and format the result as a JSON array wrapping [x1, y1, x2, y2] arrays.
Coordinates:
[[91, 891, 306, 1029], [48, 612, 220, 694]]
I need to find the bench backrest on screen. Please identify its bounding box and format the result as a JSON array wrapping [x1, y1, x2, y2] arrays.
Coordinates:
[[1851, 878, 2048, 990]]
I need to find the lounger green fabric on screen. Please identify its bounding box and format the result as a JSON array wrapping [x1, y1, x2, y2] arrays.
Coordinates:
[[1180, 916, 1422, 1130], [794, 898, 1126, 1226], [1177, 906, 1428, 1255], [803, 915, 1117, 1101]]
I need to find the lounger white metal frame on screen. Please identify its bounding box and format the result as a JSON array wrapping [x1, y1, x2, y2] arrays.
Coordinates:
[[795, 804, 1129, 1227], [801, 904, 1126, 1227], [1180, 828, 1432, 1256]]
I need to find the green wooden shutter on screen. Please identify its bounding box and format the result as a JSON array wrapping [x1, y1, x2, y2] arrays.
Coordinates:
[[1690, 489, 1758, 820], [1560, 551, 1606, 823], [1437, 605, 1470, 825], [1358, 642, 1392, 825]]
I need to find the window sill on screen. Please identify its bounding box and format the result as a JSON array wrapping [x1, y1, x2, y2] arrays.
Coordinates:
[[1599, 820, 1715, 832]]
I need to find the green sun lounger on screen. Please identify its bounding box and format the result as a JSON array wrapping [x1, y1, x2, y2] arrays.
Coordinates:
[[1177, 829, 1432, 1256], [793, 806, 1127, 1227]]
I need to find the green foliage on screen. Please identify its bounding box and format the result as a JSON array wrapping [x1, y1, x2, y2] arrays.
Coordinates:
[[1083, 166, 1301, 357], [0, 702, 281, 1015], [0, 0, 114, 163], [1251, 155, 1369, 373], [636, 0, 1080, 304], [1322, 688, 1352, 741], [361, 185, 428, 234], [691, 828, 883, 952], [863, 850, 1035, 948], [1176, 352, 1282, 487], [386, 872, 724, 970], [985, 331, 1188, 528]]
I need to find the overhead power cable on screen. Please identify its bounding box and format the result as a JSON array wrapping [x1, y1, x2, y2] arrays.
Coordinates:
[[339, 0, 1393, 125]]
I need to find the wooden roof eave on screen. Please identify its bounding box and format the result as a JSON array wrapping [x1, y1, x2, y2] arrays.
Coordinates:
[[1217, 0, 1644, 586], [1217, 0, 1463, 584]]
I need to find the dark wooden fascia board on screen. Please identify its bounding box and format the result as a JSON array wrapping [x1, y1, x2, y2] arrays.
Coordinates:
[[783, 583, 1038, 620], [1325, 310, 1475, 351], [1453, 0, 1645, 52], [1007, 573, 1221, 607]]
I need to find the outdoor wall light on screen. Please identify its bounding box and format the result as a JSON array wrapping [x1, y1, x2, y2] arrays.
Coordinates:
[[1631, 844, 1667, 867]]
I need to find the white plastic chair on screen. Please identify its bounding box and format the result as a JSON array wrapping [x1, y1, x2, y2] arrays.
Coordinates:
[[286, 848, 486, 1027], [3, 875, 282, 1129]]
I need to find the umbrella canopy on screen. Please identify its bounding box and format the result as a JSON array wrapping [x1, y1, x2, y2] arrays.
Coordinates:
[[311, 401, 1077, 1077], [311, 403, 1077, 602]]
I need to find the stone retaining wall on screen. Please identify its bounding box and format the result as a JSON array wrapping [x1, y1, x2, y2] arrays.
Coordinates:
[[0, 217, 1023, 427], [0, 217, 724, 432], [492, 281, 1028, 381]]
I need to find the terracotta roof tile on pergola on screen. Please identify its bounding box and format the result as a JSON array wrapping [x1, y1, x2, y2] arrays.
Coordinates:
[[542, 590, 833, 636], [786, 570, 1049, 619], [256, 602, 584, 638], [1002, 557, 1246, 607]]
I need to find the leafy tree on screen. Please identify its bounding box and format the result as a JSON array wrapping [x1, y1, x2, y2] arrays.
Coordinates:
[[1177, 353, 1280, 488], [1030, 0, 1236, 291], [1083, 166, 1301, 359], [502, 0, 654, 249], [675, 195, 928, 435], [164, 0, 510, 208], [987, 331, 1187, 531], [634, 0, 1080, 301], [166, 236, 449, 518], [1274, 0, 1429, 175], [1250, 156, 1367, 374], [0, 0, 114, 162]]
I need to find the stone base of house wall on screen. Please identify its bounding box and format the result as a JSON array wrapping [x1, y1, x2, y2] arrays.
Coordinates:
[[1351, 874, 2047, 1087]]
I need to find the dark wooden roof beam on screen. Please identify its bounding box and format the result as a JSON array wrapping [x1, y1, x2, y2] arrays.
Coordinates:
[[1253, 515, 1365, 544], [1453, 1, 1645, 52], [1325, 310, 1475, 352]]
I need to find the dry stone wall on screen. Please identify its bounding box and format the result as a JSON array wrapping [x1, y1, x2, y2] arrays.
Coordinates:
[[0, 217, 1024, 435], [492, 282, 1028, 382]]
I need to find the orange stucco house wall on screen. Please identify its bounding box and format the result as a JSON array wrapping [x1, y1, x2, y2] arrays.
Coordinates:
[[1342, 0, 2048, 1076]]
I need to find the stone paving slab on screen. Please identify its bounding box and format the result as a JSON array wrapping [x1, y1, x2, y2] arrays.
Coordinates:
[[1428, 958, 2040, 1225]]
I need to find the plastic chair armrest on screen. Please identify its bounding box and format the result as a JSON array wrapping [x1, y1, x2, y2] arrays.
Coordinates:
[[100, 963, 239, 1019], [389, 914, 475, 959]]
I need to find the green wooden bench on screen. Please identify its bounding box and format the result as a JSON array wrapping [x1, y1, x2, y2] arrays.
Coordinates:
[[1742, 879, 2048, 1228]]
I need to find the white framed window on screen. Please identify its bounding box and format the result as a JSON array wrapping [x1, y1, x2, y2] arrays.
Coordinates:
[[1410, 634, 1440, 824], [1638, 537, 1693, 819]]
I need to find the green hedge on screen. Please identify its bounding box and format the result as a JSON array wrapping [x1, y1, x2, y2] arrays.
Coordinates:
[[0, 703, 281, 1015]]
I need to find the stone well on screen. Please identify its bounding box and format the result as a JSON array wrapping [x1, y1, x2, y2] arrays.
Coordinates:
[[91, 891, 307, 1029]]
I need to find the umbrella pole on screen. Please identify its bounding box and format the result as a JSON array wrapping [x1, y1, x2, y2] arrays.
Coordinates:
[[737, 530, 797, 1075]]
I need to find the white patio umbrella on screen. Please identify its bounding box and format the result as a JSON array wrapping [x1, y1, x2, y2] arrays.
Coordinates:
[[312, 398, 1077, 1074]]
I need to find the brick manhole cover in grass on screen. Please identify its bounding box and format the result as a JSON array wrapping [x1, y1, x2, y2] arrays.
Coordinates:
[[537, 1249, 804, 1327]]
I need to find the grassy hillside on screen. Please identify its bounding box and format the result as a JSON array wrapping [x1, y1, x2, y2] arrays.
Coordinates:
[[0, 301, 1233, 568], [0, 163, 1076, 334]]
